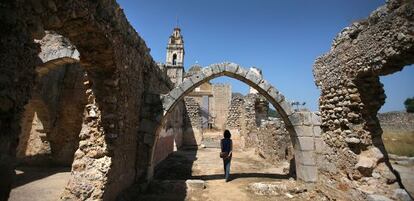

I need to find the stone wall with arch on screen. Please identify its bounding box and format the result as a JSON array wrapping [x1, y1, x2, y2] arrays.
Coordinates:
[[147, 62, 322, 183], [0, 0, 173, 200], [15, 32, 86, 166], [313, 0, 413, 198]]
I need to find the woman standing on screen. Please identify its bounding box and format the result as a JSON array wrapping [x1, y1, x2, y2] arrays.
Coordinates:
[[220, 130, 233, 182]]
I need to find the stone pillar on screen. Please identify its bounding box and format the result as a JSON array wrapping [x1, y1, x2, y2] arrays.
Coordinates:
[[288, 111, 320, 183]]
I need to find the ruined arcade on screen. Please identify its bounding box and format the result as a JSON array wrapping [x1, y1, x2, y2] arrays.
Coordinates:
[[1, 0, 413, 201]]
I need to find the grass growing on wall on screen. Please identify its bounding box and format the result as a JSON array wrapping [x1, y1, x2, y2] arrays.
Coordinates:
[[382, 131, 414, 157]]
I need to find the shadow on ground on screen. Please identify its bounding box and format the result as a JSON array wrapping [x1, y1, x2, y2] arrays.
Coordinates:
[[191, 172, 290, 181], [13, 166, 70, 188]]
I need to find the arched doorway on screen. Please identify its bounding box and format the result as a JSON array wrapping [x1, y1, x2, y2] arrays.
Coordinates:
[[149, 62, 321, 183], [1, 1, 152, 200]]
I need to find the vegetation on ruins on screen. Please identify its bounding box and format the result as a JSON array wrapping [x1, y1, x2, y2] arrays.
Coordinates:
[[383, 131, 414, 157], [268, 108, 280, 118], [404, 97, 414, 113]]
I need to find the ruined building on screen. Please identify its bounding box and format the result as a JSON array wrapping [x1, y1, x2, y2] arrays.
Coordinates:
[[0, 0, 413, 200]]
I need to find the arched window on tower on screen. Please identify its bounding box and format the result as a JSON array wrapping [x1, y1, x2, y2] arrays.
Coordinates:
[[172, 54, 177, 65]]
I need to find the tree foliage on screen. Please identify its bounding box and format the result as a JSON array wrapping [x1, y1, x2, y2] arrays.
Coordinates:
[[404, 97, 414, 113], [268, 108, 280, 118]]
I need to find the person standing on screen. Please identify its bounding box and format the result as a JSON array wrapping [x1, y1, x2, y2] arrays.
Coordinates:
[[220, 130, 233, 182]]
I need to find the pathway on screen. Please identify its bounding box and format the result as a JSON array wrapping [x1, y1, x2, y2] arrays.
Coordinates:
[[137, 147, 325, 201]]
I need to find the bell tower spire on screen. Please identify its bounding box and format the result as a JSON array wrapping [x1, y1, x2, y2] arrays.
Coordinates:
[[165, 25, 185, 86]]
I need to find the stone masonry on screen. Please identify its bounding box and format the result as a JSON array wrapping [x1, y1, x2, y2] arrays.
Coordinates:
[[0, 1, 177, 200], [313, 0, 413, 198], [225, 93, 301, 167], [378, 111, 414, 133], [225, 94, 244, 129], [8, 0, 414, 200], [211, 84, 232, 130], [161, 62, 320, 183]]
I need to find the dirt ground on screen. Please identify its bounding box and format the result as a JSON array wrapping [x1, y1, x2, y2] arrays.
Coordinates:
[[140, 147, 327, 201], [9, 167, 70, 201], [392, 163, 414, 196], [8, 148, 413, 201]]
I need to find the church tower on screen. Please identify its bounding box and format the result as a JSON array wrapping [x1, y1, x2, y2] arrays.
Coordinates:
[[165, 27, 185, 86]]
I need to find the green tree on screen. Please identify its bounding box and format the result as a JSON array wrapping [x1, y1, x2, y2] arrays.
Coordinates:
[[404, 97, 414, 113], [268, 108, 281, 118]]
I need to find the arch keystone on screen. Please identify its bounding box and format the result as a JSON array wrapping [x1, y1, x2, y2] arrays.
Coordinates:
[[225, 63, 239, 73]]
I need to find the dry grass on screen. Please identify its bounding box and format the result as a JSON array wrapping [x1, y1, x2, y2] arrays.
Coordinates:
[[382, 130, 414, 157]]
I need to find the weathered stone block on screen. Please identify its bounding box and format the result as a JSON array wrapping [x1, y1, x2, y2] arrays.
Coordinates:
[[235, 66, 248, 77], [267, 87, 279, 100], [245, 70, 262, 85], [162, 95, 177, 113], [393, 189, 411, 201], [296, 150, 316, 166], [302, 112, 312, 126], [313, 126, 321, 137], [314, 137, 325, 154], [355, 155, 375, 176], [225, 62, 239, 74], [296, 163, 317, 183], [168, 87, 183, 100], [367, 194, 392, 201], [179, 78, 194, 93], [190, 72, 207, 85], [211, 64, 221, 74], [294, 125, 313, 137], [289, 112, 303, 126], [258, 79, 271, 92], [202, 67, 214, 77], [276, 100, 289, 114], [311, 112, 321, 126], [217, 63, 226, 72], [185, 179, 206, 190], [296, 137, 315, 151]]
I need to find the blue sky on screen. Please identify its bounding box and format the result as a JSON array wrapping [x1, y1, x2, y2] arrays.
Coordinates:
[[117, 0, 413, 112]]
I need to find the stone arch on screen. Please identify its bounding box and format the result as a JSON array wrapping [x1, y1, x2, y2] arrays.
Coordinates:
[[14, 32, 87, 166], [2, 0, 158, 200], [35, 31, 80, 77], [313, 0, 414, 198], [150, 62, 321, 183]]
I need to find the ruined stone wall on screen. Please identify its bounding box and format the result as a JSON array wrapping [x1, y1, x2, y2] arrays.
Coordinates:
[[225, 95, 244, 129], [211, 84, 231, 130], [256, 119, 293, 164], [182, 97, 202, 146], [17, 96, 52, 163], [17, 62, 86, 166], [241, 94, 260, 147], [0, 0, 182, 200], [378, 111, 414, 133], [152, 102, 184, 167], [313, 0, 414, 198], [225, 94, 292, 163]]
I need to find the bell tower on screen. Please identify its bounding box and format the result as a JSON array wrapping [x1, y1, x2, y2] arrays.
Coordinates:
[[165, 27, 184, 86]]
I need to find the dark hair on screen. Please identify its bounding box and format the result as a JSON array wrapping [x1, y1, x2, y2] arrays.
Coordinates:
[[224, 130, 231, 139]]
